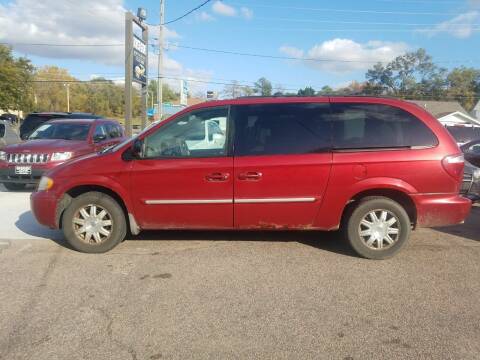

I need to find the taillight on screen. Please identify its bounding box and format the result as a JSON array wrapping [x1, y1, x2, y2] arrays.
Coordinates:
[[442, 154, 464, 180]]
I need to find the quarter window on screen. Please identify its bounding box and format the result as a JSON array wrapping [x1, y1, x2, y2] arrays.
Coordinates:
[[143, 107, 229, 158], [330, 103, 438, 149], [233, 103, 331, 156], [0, 124, 5, 138]]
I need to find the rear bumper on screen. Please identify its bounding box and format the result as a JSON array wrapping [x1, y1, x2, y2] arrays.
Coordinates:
[[412, 193, 471, 228], [30, 191, 58, 229]]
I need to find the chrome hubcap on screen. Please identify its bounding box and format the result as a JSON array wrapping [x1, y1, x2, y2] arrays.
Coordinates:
[[73, 204, 113, 244], [358, 210, 400, 250]]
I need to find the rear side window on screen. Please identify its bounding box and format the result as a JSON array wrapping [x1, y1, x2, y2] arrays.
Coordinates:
[[330, 103, 438, 149], [0, 124, 5, 137], [106, 123, 122, 138], [233, 103, 331, 156]]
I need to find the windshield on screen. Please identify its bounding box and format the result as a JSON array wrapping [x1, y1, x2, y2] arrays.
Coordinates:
[[29, 123, 91, 140]]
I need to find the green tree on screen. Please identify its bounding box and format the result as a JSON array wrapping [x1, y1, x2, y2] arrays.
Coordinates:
[[0, 45, 34, 111], [148, 80, 179, 104], [317, 85, 334, 95], [446, 67, 480, 111], [365, 48, 447, 99], [254, 77, 272, 96], [297, 86, 316, 96]]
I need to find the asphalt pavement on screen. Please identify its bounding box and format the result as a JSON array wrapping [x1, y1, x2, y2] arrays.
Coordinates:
[[0, 185, 479, 359]]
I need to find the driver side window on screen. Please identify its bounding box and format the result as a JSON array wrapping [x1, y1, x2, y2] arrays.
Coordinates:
[[143, 107, 229, 159]]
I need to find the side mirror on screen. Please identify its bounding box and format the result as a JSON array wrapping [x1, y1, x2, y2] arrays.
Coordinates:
[[93, 134, 107, 143]]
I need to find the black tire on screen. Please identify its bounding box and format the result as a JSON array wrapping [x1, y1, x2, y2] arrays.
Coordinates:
[[345, 196, 411, 260], [62, 191, 127, 253], [3, 182, 27, 191]]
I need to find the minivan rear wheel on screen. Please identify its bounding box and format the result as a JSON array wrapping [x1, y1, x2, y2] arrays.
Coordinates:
[[345, 196, 411, 260], [62, 191, 127, 253]]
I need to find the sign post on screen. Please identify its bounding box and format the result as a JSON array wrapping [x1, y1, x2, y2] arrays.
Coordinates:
[[125, 10, 148, 137]]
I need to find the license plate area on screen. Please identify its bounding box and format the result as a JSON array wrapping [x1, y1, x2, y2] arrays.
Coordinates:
[[15, 166, 32, 175]]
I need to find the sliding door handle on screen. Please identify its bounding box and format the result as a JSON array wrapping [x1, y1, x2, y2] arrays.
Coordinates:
[[206, 172, 230, 182], [238, 171, 262, 181]]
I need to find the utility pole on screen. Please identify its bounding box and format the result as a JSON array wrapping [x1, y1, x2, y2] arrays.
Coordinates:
[[157, 0, 164, 121], [125, 12, 133, 137], [64, 83, 70, 112], [125, 9, 148, 136]]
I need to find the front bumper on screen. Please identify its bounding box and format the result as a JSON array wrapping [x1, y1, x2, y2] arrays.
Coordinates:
[[31, 190, 58, 229], [412, 193, 471, 228], [0, 167, 46, 185]]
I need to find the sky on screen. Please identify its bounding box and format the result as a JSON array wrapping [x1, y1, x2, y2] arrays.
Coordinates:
[[0, 0, 479, 96]]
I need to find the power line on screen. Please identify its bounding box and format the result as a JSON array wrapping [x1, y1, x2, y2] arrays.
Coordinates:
[[228, 1, 462, 16], [168, 43, 480, 65], [162, 0, 212, 25], [254, 16, 480, 28], [3, 41, 479, 65]]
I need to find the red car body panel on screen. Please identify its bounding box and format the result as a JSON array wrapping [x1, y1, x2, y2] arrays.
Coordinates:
[[130, 157, 234, 229], [29, 97, 471, 233], [234, 153, 332, 229]]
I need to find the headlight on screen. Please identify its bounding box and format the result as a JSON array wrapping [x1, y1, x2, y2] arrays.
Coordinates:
[[0, 151, 6, 161], [38, 176, 54, 191], [50, 152, 73, 162], [473, 169, 480, 181]]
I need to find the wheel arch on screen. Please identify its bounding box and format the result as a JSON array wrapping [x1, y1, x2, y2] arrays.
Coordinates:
[[57, 184, 140, 235], [341, 188, 417, 228]]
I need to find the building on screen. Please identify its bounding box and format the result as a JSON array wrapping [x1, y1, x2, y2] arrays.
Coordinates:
[[410, 100, 480, 127], [472, 100, 480, 121]]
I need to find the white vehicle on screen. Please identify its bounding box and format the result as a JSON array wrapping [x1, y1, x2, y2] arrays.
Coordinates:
[[185, 117, 226, 151], [0, 120, 21, 149]]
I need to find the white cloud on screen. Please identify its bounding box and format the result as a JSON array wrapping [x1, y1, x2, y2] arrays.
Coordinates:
[[0, 0, 209, 83], [212, 1, 237, 17], [279, 39, 409, 73], [279, 45, 304, 59], [196, 11, 215, 22], [240, 7, 253, 20], [417, 11, 480, 39]]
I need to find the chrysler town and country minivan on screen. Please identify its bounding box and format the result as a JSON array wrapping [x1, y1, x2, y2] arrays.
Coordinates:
[[30, 97, 471, 259]]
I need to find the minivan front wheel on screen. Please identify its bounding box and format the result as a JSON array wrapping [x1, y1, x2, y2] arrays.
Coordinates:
[[62, 192, 127, 253], [345, 197, 411, 260]]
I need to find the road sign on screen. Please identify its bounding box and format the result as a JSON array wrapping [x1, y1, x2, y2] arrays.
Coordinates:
[[133, 35, 147, 84]]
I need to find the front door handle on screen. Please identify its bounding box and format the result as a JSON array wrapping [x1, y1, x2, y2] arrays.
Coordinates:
[[238, 171, 262, 181], [206, 172, 230, 182]]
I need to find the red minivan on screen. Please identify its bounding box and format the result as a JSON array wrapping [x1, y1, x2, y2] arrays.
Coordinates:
[[0, 118, 125, 191], [30, 97, 471, 259]]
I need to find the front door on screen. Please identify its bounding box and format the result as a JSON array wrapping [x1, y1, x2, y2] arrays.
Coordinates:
[[130, 106, 233, 229], [232, 102, 333, 229]]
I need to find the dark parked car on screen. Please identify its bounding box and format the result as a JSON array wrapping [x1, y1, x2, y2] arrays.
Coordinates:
[[19, 112, 102, 140], [445, 125, 480, 146], [30, 97, 470, 259], [0, 118, 125, 191], [0, 113, 19, 125], [460, 139, 480, 167]]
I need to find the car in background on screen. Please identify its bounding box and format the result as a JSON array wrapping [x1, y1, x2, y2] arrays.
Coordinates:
[[460, 139, 480, 168], [0, 120, 21, 149], [461, 161, 480, 202], [0, 118, 124, 191], [445, 125, 480, 146], [0, 113, 19, 125], [30, 96, 470, 259], [19, 112, 102, 140]]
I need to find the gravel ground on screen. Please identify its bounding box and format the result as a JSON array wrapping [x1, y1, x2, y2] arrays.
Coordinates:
[[0, 202, 479, 360]]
